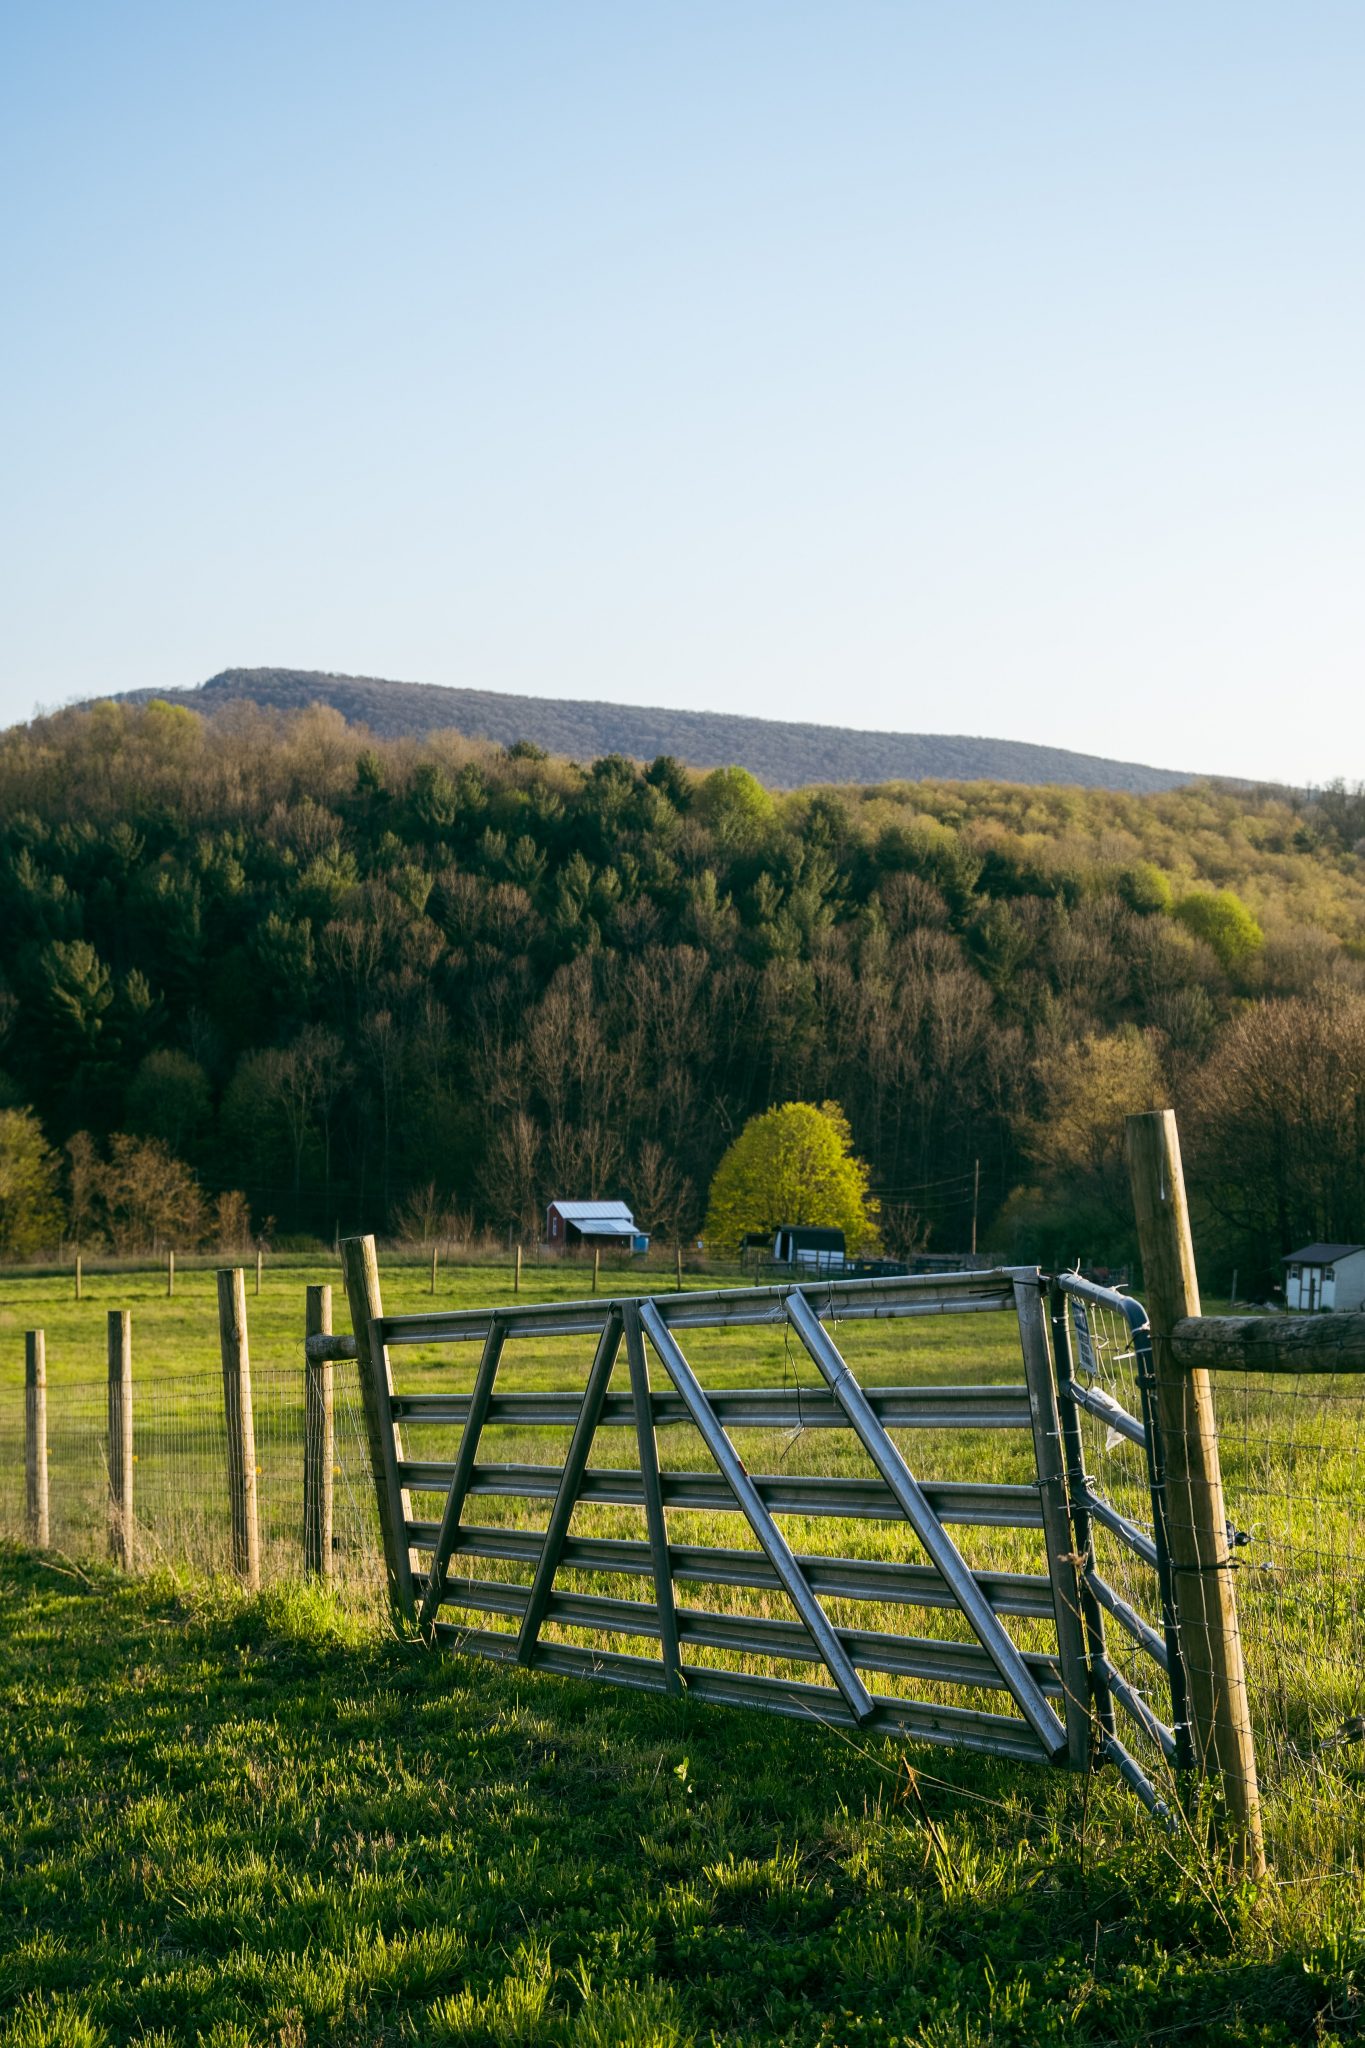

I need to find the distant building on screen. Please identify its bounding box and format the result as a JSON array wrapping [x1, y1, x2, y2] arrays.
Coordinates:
[[1283, 1243, 1365, 1312], [546, 1199, 649, 1254], [772, 1226, 847, 1274]]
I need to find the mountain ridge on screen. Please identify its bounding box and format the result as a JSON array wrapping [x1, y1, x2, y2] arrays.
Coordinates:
[[110, 665, 1198, 793]]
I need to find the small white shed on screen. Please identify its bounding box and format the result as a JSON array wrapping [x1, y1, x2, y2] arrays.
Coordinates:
[[545, 1200, 649, 1254], [1283, 1243, 1365, 1312]]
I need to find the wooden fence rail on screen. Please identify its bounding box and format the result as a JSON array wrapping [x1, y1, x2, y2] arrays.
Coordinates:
[[1171, 1312, 1365, 1373]]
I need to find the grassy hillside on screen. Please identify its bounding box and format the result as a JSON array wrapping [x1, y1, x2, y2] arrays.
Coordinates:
[[112, 665, 1201, 793]]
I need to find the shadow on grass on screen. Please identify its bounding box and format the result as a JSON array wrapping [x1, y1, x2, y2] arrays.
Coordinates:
[[0, 1547, 1355, 2046]]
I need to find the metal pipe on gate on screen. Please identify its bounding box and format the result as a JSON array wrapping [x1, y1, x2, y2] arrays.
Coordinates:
[[783, 1288, 1067, 1761], [637, 1298, 876, 1726]]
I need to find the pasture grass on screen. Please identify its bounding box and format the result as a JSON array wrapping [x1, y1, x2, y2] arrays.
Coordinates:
[[4, 1265, 1365, 2037], [3, 1548, 1363, 2048]]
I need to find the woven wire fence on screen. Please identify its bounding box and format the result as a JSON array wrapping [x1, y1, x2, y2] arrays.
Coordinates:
[[1199, 1362, 1365, 1871], [0, 1362, 383, 1600], [1065, 1290, 1365, 1870]]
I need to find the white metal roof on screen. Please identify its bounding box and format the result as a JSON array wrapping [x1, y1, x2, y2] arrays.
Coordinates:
[[550, 1200, 638, 1226]]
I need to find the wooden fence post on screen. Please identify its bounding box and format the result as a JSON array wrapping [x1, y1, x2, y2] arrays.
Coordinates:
[[217, 1268, 260, 1589], [304, 1284, 334, 1581], [106, 1309, 133, 1569], [340, 1235, 415, 1626], [592, 1247, 600, 1294], [255, 1247, 263, 1297], [167, 1248, 175, 1298], [25, 1331, 49, 1549], [430, 1244, 438, 1295], [1127, 1109, 1265, 1877], [75, 1252, 82, 1302], [514, 1243, 522, 1294], [675, 1244, 683, 1292]]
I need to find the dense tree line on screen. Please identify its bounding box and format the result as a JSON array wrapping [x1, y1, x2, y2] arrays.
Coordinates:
[[2, 697, 1365, 1284]]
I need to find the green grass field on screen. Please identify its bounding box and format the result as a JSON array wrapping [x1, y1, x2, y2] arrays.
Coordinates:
[[3, 1552, 1361, 2048], [3, 1259, 1365, 2041]]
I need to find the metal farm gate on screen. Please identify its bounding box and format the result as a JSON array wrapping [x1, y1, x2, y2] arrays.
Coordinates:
[[352, 1261, 1189, 1801]]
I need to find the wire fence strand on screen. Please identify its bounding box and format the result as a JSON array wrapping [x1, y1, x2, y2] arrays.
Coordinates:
[[0, 1361, 383, 1603]]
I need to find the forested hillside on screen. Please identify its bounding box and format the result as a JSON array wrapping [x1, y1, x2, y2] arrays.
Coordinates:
[[3, 696, 1365, 1288], [115, 666, 1198, 794]]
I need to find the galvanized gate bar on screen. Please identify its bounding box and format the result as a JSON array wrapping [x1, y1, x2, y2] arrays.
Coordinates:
[[376, 1269, 1014, 1347], [1084, 1569, 1170, 1671], [783, 1288, 1067, 1761], [1103, 1731, 1172, 1821], [1062, 1377, 1147, 1449], [515, 1309, 624, 1666], [1078, 1485, 1160, 1570], [397, 1460, 1045, 1526], [417, 1315, 507, 1634], [624, 1301, 682, 1693], [1012, 1277, 1092, 1768], [430, 1628, 1054, 1762], [412, 1526, 1058, 1619], [389, 1384, 1035, 1431], [1096, 1655, 1179, 1761], [430, 1578, 1062, 1691], [637, 1297, 877, 1726]]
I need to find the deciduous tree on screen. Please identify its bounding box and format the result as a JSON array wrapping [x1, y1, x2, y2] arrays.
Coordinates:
[[703, 1100, 878, 1255]]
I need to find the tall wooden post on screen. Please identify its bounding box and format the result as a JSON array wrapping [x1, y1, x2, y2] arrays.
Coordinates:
[[25, 1331, 49, 1549], [74, 1252, 82, 1302], [592, 1247, 600, 1294], [514, 1243, 522, 1294], [217, 1268, 260, 1589], [1127, 1110, 1265, 1877], [430, 1244, 438, 1295], [106, 1310, 134, 1569], [340, 1235, 415, 1626], [676, 1244, 684, 1292], [255, 1246, 263, 1296], [304, 1284, 334, 1581], [167, 1247, 175, 1298]]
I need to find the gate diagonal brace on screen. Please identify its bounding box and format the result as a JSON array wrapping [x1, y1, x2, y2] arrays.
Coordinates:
[[638, 1298, 877, 1727], [516, 1308, 625, 1667], [783, 1288, 1067, 1762], [418, 1315, 507, 1635]]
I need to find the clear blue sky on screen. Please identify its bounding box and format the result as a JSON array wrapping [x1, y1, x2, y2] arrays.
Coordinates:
[[3, 3, 1362, 783]]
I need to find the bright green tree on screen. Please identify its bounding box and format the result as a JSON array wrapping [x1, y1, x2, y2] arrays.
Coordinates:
[[0, 1106, 65, 1257], [703, 1100, 879, 1255], [1173, 888, 1264, 971], [695, 765, 775, 851]]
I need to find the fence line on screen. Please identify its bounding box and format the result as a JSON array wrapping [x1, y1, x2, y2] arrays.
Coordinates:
[[0, 1350, 383, 1598]]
